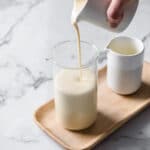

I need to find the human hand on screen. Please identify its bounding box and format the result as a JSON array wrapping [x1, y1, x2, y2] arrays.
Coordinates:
[[107, 0, 129, 28]]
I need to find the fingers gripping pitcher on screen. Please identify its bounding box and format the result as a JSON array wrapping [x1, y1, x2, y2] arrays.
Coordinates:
[[72, 0, 139, 32]]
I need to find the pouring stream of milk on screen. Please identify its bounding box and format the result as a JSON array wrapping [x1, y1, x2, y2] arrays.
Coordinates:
[[72, 22, 82, 79], [71, 0, 88, 80]]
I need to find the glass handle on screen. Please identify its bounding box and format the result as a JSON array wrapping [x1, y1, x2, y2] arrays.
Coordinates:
[[45, 57, 53, 63], [97, 49, 108, 69], [45, 56, 53, 79]]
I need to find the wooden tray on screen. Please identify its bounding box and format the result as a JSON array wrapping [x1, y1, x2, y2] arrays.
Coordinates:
[[34, 62, 150, 150]]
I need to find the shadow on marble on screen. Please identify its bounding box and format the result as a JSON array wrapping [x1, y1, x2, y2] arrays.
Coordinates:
[[94, 106, 150, 150]]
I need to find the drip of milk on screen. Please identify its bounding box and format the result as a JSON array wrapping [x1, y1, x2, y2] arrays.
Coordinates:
[[54, 69, 97, 130], [71, 0, 88, 23]]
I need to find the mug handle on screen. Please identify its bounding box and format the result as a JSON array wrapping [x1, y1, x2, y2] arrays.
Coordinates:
[[97, 49, 108, 69]]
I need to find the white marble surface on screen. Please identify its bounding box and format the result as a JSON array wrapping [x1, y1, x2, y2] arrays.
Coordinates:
[[0, 0, 150, 150]]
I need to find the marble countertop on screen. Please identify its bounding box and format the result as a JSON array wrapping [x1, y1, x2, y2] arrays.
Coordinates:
[[0, 0, 150, 150]]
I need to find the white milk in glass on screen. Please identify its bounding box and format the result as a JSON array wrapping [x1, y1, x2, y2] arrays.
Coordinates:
[[54, 69, 97, 130]]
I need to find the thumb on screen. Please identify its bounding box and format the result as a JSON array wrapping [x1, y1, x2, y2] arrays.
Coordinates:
[[107, 0, 124, 27]]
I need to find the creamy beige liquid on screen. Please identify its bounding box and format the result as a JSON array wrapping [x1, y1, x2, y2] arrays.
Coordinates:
[[54, 69, 97, 130], [72, 0, 88, 19], [72, 22, 82, 79], [108, 44, 138, 55], [72, 0, 88, 79], [54, 0, 97, 130], [112, 48, 138, 55]]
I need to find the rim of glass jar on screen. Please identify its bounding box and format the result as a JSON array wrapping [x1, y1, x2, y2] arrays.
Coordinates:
[[50, 40, 99, 70]]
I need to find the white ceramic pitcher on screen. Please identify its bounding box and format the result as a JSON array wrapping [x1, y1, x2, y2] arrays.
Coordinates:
[[98, 36, 144, 95], [72, 0, 139, 32]]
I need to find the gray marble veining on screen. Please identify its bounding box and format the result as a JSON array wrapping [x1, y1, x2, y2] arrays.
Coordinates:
[[0, 0, 149, 150], [0, 0, 44, 47], [0, 56, 51, 105]]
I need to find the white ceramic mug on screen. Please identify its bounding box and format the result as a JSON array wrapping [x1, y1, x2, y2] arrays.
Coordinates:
[[72, 0, 139, 32], [99, 36, 144, 95]]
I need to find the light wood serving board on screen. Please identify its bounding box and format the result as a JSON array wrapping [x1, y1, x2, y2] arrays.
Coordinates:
[[34, 62, 150, 150]]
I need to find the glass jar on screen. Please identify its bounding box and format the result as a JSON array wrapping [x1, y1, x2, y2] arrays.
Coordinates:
[[51, 41, 98, 130]]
